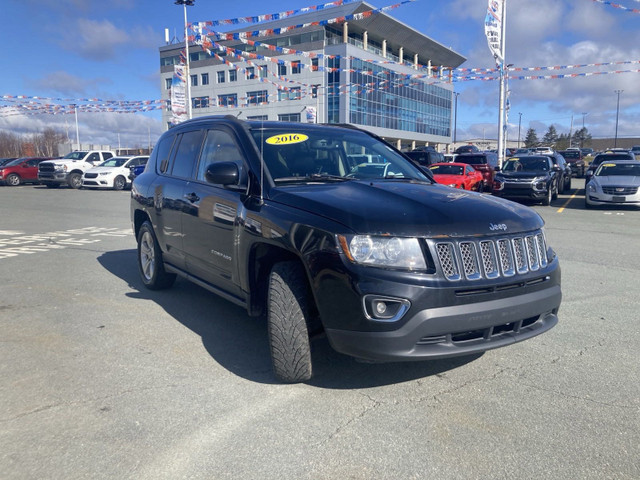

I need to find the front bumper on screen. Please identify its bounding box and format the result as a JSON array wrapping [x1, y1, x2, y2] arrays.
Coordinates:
[[325, 285, 560, 362], [38, 172, 67, 184], [586, 191, 640, 206], [493, 183, 549, 200]]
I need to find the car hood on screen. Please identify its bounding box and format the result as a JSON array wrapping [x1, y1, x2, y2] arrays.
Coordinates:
[[85, 166, 122, 174], [269, 180, 543, 238], [498, 171, 550, 179], [593, 175, 640, 186], [432, 174, 464, 184]]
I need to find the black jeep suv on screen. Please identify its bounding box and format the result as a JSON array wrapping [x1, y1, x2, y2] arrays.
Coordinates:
[[131, 116, 562, 383]]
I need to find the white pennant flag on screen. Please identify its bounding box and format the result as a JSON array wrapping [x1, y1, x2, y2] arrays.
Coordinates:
[[485, 0, 503, 66]]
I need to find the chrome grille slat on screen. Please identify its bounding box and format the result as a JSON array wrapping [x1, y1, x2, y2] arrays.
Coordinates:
[[434, 231, 549, 282]]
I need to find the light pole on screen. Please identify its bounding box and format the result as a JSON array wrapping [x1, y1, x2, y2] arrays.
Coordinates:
[[517, 112, 522, 148], [614, 90, 623, 148], [176, 0, 195, 120], [453, 92, 459, 148]]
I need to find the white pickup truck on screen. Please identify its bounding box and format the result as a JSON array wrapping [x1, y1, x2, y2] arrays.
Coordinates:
[[38, 150, 115, 189]]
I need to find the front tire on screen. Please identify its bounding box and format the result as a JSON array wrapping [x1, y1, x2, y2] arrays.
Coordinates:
[[67, 173, 82, 189], [542, 185, 553, 206], [6, 174, 20, 186], [137, 221, 176, 290], [113, 176, 126, 191], [267, 261, 313, 383]]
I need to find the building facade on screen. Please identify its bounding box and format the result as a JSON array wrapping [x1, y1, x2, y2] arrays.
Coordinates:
[[159, 1, 466, 151]]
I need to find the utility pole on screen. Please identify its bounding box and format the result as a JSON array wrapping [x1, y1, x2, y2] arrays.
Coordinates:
[[517, 112, 522, 148], [496, 0, 507, 168], [175, 0, 195, 120], [614, 90, 623, 148]]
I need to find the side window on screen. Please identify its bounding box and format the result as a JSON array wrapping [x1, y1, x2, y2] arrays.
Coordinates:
[[155, 134, 177, 173], [196, 129, 244, 182], [88, 153, 100, 162], [103, 152, 113, 160], [170, 130, 204, 179]]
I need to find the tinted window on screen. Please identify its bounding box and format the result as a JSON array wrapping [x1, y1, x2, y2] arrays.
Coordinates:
[[155, 134, 176, 173], [457, 155, 487, 165], [196, 130, 244, 182], [171, 130, 204, 179]]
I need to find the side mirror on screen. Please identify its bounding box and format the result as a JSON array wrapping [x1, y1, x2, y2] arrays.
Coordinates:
[[205, 161, 240, 186], [585, 170, 594, 179]]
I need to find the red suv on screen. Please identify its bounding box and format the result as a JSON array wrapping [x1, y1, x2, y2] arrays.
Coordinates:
[[0, 157, 52, 186], [455, 152, 499, 192]]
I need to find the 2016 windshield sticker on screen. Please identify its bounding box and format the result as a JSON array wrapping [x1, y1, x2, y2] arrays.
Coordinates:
[[266, 133, 309, 145]]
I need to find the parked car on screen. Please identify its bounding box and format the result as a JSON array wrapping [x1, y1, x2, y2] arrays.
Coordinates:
[[404, 147, 444, 168], [429, 162, 484, 191], [131, 116, 561, 383], [455, 152, 499, 192], [585, 160, 640, 208], [585, 151, 636, 186], [492, 155, 561, 206], [128, 163, 147, 182], [581, 148, 594, 157], [559, 150, 586, 177], [546, 152, 572, 193], [0, 157, 52, 186], [82, 155, 148, 190], [533, 146, 554, 155], [454, 144, 480, 154], [38, 150, 115, 189]]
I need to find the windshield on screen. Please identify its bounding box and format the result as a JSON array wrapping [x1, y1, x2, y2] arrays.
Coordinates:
[[593, 154, 633, 165], [63, 151, 88, 160], [250, 126, 429, 183], [4, 158, 26, 167], [562, 151, 580, 159], [595, 163, 640, 176], [99, 157, 128, 168], [456, 155, 487, 165], [503, 157, 550, 172], [429, 164, 464, 175]]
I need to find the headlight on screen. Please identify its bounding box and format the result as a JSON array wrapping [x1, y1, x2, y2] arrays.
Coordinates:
[[586, 181, 597, 193], [533, 176, 547, 190], [448, 183, 457, 188], [337, 235, 426, 270]]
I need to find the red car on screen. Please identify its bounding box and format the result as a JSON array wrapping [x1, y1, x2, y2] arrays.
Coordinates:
[[0, 157, 52, 186], [429, 162, 484, 191]]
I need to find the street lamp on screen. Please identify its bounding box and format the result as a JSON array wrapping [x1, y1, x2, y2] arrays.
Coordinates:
[[175, 0, 195, 120], [614, 90, 623, 148], [517, 112, 522, 148]]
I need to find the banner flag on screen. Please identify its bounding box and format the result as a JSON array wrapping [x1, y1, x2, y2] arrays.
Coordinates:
[[171, 65, 187, 124], [305, 106, 317, 123], [484, 0, 503, 66]]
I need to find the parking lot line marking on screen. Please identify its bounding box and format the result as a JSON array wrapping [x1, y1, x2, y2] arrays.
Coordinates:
[[557, 190, 580, 213]]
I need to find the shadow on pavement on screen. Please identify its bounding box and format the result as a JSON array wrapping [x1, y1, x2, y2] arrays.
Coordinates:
[[98, 249, 481, 388]]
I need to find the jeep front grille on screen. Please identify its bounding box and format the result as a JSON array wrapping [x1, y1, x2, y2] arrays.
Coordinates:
[[433, 232, 548, 281]]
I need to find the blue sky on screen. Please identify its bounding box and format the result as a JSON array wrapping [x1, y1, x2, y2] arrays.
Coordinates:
[[1, 0, 639, 148]]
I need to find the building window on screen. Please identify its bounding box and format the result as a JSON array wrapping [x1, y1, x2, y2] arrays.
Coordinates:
[[165, 78, 172, 90], [192, 96, 209, 109], [278, 64, 287, 76], [191, 74, 198, 87], [259, 65, 268, 78], [246, 67, 256, 80], [229, 70, 237, 82], [247, 115, 268, 120], [311, 58, 319, 71], [292, 61, 301, 74], [278, 113, 301, 122], [278, 87, 301, 101], [201, 73, 209, 85], [216, 71, 225, 83], [247, 90, 268, 105], [218, 94, 238, 107]]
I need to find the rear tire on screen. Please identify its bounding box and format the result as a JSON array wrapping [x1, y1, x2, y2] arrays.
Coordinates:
[[6, 174, 20, 186], [137, 221, 176, 290], [267, 261, 313, 383]]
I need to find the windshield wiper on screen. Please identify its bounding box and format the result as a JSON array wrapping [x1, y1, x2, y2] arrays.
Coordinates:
[[274, 173, 352, 184]]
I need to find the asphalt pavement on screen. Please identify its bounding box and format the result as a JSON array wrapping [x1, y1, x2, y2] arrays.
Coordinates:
[[0, 180, 638, 479]]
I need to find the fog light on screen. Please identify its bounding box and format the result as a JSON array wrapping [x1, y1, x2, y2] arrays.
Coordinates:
[[363, 295, 411, 322], [374, 301, 387, 315]]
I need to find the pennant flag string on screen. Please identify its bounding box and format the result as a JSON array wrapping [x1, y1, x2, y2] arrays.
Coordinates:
[[591, 0, 640, 14]]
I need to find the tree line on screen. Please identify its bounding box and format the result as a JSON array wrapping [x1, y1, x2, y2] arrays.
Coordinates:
[[523, 126, 592, 150], [0, 128, 67, 158]]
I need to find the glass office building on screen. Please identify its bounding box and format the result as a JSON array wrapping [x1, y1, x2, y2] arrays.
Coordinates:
[[159, 1, 466, 150]]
